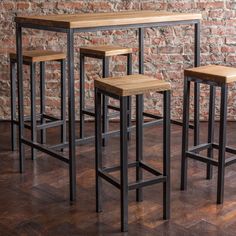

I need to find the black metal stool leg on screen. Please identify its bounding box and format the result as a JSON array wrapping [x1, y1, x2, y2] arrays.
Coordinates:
[[194, 21, 200, 146], [136, 94, 143, 202], [95, 88, 103, 212], [206, 85, 216, 180], [217, 84, 227, 204], [120, 96, 128, 232], [127, 53, 132, 140], [16, 24, 24, 173], [61, 59, 66, 148], [163, 90, 171, 220], [102, 56, 109, 146], [181, 77, 191, 190], [30, 63, 37, 160], [10, 61, 17, 151], [194, 83, 200, 146], [40, 62, 46, 144], [79, 54, 85, 139]]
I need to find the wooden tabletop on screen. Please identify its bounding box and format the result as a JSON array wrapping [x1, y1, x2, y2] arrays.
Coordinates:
[[15, 11, 201, 29]]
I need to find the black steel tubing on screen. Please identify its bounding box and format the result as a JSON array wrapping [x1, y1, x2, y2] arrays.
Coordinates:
[[181, 77, 191, 190], [120, 96, 128, 232], [16, 24, 24, 173], [10, 61, 17, 151], [163, 90, 171, 220], [102, 56, 109, 146], [30, 62, 37, 160], [79, 54, 85, 139], [95, 88, 103, 212], [61, 59, 67, 149], [40, 61, 46, 144], [136, 94, 143, 202], [206, 85, 216, 179], [67, 29, 76, 202], [217, 85, 228, 204]]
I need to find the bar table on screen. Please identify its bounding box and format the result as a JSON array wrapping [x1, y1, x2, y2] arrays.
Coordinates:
[[15, 11, 202, 202]]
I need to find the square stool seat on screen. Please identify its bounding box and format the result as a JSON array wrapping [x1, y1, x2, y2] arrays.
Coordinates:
[[80, 45, 133, 57], [10, 50, 66, 63], [185, 65, 236, 85], [94, 74, 171, 96]]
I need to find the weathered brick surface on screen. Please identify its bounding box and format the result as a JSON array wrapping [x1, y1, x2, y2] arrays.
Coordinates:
[[0, 0, 236, 121]]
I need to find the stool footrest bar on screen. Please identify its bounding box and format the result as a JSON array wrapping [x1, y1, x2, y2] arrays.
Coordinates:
[[225, 155, 236, 167], [107, 105, 120, 111], [98, 170, 120, 189], [188, 143, 212, 153], [102, 162, 138, 173], [212, 143, 236, 155], [186, 151, 218, 166], [128, 176, 166, 190], [43, 114, 61, 121], [13, 120, 31, 130], [82, 109, 95, 117], [139, 161, 162, 176], [21, 138, 69, 163], [36, 120, 64, 129], [143, 112, 194, 129]]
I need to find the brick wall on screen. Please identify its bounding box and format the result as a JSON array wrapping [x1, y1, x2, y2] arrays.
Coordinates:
[[1, 0, 236, 121]]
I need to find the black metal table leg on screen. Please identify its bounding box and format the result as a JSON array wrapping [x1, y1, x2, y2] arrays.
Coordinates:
[[30, 62, 37, 160], [120, 96, 128, 232], [67, 29, 76, 202], [61, 59, 66, 148], [181, 77, 191, 190], [79, 53, 85, 139], [217, 84, 227, 204], [138, 28, 144, 74], [102, 56, 109, 146], [16, 24, 24, 173], [163, 90, 171, 219], [127, 53, 132, 140], [193, 21, 201, 146], [206, 85, 215, 179], [95, 88, 103, 212], [136, 94, 143, 202], [40, 61, 46, 144], [10, 61, 17, 151]]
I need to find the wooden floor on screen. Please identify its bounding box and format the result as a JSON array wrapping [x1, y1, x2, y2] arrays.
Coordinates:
[[1, 121, 236, 235]]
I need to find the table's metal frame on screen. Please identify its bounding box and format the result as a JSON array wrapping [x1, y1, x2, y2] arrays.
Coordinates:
[[16, 19, 200, 202]]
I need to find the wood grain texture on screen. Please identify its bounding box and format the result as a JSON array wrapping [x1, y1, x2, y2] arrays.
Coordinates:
[[15, 11, 202, 29], [10, 50, 66, 63], [184, 65, 236, 84], [94, 74, 171, 96], [80, 45, 133, 57], [1, 122, 236, 235]]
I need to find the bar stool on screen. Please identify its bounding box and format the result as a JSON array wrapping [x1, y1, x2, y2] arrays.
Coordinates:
[[95, 74, 171, 232], [181, 65, 236, 204], [80, 45, 133, 145], [10, 50, 66, 160]]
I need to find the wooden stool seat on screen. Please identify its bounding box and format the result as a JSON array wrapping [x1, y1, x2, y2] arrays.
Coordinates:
[[10, 50, 66, 63], [80, 45, 133, 57], [185, 65, 236, 85], [95, 74, 171, 96]]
